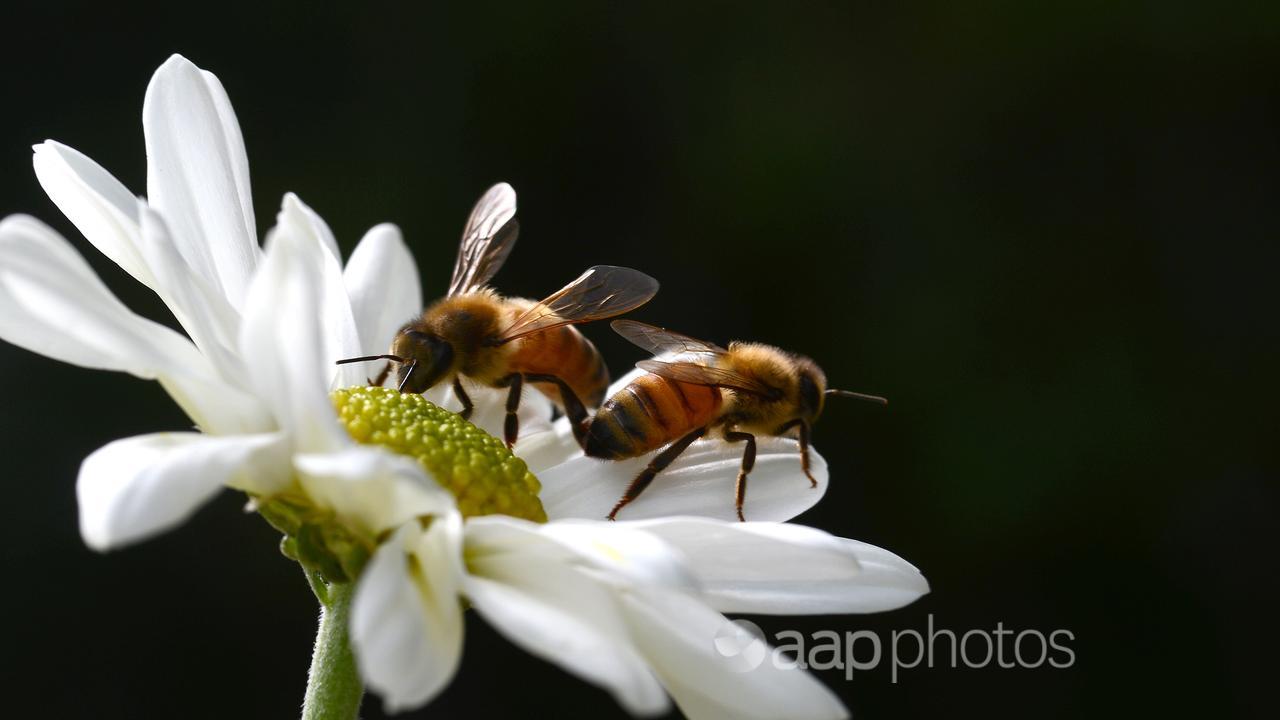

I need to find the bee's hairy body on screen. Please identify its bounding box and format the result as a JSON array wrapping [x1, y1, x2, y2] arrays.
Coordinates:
[[583, 374, 723, 460], [396, 289, 610, 408], [583, 342, 827, 460], [343, 183, 659, 450]]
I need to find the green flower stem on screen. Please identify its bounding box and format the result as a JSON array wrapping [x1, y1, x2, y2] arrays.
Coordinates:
[[302, 581, 363, 720]]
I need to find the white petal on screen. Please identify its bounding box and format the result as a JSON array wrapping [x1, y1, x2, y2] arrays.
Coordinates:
[[31, 144, 254, 408], [136, 204, 246, 386], [31, 141, 151, 288], [77, 431, 287, 551], [823, 537, 930, 611], [515, 423, 582, 475], [274, 194, 364, 388], [0, 215, 264, 432], [295, 446, 455, 536], [283, 191, 341, 260], [0, 215, 197, 377], [198, 68, 255, 239], [539, 436, 829, 523], [463, 521, 670, 716], [520, 414, 585, 474], [620, 588, 848, 720], [466, 517, 846, 719], [143, 54, 258, 308], [343, 223, 420, 356], [627, 518, 929, 614], [239, 200, 349, 452], [466, 516, 699, 594], [352, 519, 464, 713]]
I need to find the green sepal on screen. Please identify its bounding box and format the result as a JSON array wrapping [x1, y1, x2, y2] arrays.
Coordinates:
[[257, 496, 311, 537], [296, 523, 350, 583]]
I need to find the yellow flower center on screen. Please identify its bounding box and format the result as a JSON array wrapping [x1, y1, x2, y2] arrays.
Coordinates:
[[330, 386, 547, 523]]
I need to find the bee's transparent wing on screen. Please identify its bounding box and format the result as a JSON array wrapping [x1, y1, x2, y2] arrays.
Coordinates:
[[636, 359, 782, 400], [611, 319, 726, 356], [495, 265, 659, 343], [447, 183, 519, 296]]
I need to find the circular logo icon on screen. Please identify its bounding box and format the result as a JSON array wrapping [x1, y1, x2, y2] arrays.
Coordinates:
[[713, 618, 768, 672]]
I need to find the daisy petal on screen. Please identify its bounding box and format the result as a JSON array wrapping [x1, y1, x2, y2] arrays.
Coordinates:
[[143, 54, 258, 308], [520, 415, 584, 474], [343, 223, 420, 355], [0, 215, 267, 433], [538, 436, 829, 523], [514, 425, 582, 476], [352, 519, 464, 713], [463, 521, 670, 716], [0, 211, 215, 371], [136, 204, 245, 386], [279, 191, 341, 260], [0, 214, 201, 377], [276, 194, 363, 388], [621, 588, 848, 720], [198, 67, 255, 239], [294, 446, 454, 536], [31, 141, 151, 288], [240, 202, 348, 452], [627, 518, 928, 614], [77, 431, 286, 551], [467, 516, 699, 595]]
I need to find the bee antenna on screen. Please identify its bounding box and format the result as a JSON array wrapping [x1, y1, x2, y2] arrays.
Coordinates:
[[397, 359, 418, 392], [825, 389, 888, 406], [336, 354, 406, 366]]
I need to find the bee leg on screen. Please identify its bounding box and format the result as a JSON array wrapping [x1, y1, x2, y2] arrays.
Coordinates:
[[498, 373, 524, 449], [370, 361, 392, 387], [796, 420, 817, 488], [724, 431, 757, 521], [522, 373, 591, 449], [453, 377, 474, 420], [608, 426, 707, 521], [776, 419, 817, 488]]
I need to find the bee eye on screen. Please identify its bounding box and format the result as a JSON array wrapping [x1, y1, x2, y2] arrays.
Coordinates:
[[395, 331, 454, 393]]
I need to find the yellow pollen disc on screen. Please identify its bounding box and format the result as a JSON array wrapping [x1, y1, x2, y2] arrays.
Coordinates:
[[331, 386, 546, 522]]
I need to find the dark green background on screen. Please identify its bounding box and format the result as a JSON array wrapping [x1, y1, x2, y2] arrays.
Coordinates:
[[1, 2, 1274, 718]]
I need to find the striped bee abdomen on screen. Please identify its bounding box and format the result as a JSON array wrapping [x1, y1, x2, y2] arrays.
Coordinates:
[[508, 324, 612, 408], [584, 374, 722, 460]]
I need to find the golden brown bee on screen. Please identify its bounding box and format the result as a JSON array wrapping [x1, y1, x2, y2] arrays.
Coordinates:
[[339, 184, 658, 447], [584, 320, 887, 521]]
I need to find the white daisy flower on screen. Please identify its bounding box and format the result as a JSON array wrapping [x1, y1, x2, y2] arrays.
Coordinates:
[[5, 54, 448, 553], [0, 53, 929, 720]]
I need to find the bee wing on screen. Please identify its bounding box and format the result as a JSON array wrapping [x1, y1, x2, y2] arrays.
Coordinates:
[[447, 183, 519, 296], [495, 265, 660, 343], [636, 359, 783, 400], [611, 319, 726, 356]]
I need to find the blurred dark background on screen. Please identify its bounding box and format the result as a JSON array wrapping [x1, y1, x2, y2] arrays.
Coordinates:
[[1, 1, 1276, 718]]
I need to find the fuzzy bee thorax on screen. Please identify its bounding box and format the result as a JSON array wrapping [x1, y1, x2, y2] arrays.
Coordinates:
[[421, 291, 506, 346], [409, 290, 516, 382], [718, 342, 802, 433]]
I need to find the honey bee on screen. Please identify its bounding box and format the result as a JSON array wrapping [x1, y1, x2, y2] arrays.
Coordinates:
[[584, 320, 887, 521], [339, 184, 659, 447]]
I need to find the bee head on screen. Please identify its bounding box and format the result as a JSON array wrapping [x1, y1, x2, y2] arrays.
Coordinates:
[[793, 356, 828, 423], [390, 329, 455, 393]]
